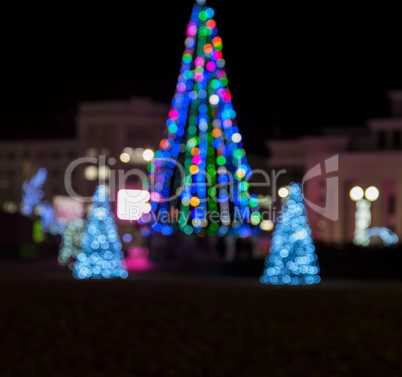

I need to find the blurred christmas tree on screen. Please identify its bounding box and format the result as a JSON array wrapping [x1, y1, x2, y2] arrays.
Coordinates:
[[58, 218, 85, 270], [21, 168, 47, 216], [21, 168, 60, 235], [141, 0, 261, 238], [260, 183, 321, 285], [73, 186, 128, 279]]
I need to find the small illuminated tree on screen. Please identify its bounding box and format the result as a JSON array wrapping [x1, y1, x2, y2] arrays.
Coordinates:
[[21, 168, 61, 235], [260, 183, 320, 285], [21, 168, 47, 216], [73, 186, 128, 279], [58, 219, 85, 270]]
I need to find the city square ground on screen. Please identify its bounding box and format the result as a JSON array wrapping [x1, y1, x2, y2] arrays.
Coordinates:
[[1, 260, 402, 377]]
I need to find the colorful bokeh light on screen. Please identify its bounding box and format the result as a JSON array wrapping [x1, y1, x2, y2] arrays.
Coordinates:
[[142, 1, 261, 238]]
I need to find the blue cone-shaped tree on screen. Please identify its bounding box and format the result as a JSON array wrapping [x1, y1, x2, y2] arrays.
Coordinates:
[[73, 186, 128, 279], [260, 183, 320, 285]]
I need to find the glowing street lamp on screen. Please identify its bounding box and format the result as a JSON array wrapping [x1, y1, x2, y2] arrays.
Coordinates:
[[349, 185, 379, 203], [350, 185, 379, 246], [349, 186, 364, 202], [365, 186, 379, 202]]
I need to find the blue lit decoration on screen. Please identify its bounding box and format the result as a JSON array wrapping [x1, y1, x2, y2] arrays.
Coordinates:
[[21, 168, 47, 216], [366, 227, 399, 247], [141, 1, 261, 238], [73, 186, 128, 279], [21, 168, 64, 235], [352, 198, 398, 247], [353, 199, 371, 246], [58, 218, 86, 269], [37, 201, 59, 235], [260, 183, 321, 285]]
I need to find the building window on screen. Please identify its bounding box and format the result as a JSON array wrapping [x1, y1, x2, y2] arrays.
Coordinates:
[[0, 179, 8, 189], [378, 131, 386, 149], [100, 127, 111, 139], [98, 166, 110, 181], [3, 201, 17, 214], [86, 148, 98, 158], [388, 195, 396, 215], [393, 131, 401, 149], [67, 150, 76, 159], [127, 129, 150, 140], [87, 126, 96, 139], [37, 150, 46, 159], [85, 166, 98, 181], [125, 175, 138, 187]]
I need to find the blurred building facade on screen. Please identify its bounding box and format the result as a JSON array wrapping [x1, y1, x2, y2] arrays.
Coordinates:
[[267, 90, 402, 244], [2, 90, 402, 248], [0, 97, 169, 213]]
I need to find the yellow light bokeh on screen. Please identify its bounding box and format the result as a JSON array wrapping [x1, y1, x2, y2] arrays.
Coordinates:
[[143, 149, 154, 162], [278, 187, 289, 199], [190, 197, 200, 207], [189, 165, 199, 175], [85, 166, 98, 180], [365, 186, 379, 202], [120, 153, 131, 163], [260, 220, 274, 231]]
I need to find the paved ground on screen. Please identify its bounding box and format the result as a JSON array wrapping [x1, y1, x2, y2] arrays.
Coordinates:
[[1, 260, 402, 376]]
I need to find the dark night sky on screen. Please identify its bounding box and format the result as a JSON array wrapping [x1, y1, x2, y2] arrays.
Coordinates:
[[1, 1, 401, 154]]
